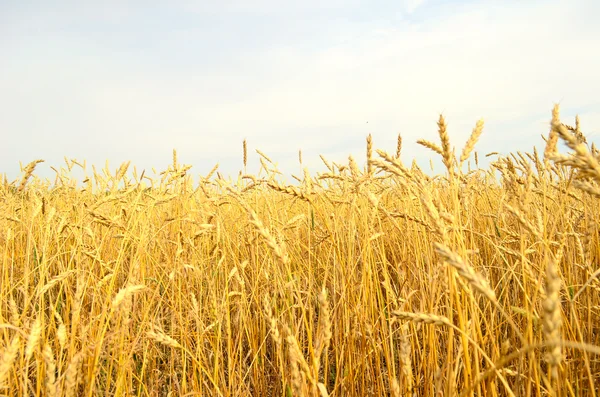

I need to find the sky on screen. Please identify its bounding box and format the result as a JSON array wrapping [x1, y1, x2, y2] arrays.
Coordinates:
[[2, 0, 599, 184]]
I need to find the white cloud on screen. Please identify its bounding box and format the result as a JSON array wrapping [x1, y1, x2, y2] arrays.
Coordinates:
[[403, 0, 426, 14], [181, 0, 364, 14]]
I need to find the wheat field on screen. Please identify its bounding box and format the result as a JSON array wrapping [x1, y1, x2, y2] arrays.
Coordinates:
[[1, 105, 599, 396]]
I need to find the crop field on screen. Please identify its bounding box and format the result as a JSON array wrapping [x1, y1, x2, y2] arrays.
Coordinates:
[[1, 105, 600, 396]]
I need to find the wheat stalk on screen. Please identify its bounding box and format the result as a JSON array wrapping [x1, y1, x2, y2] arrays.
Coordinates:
[[366, 133, 373, 175], [417, 139, 443, 156], [543, 257, 562, 382], [63, 352, 83, 397], [25, 317, 42, 361], [0, 335, 21, 387], [42, 343, 57, 395], [147, 326, 182, 349], [17, 159, 44, 192], [434, 243, 496, 302], [460, 118, 484, 167]]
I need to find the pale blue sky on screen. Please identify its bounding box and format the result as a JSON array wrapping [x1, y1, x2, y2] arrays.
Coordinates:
[[2, 0, 599, 183]]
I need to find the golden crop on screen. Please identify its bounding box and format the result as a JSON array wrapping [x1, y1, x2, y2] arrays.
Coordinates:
[[1, 105, 599, 396]]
